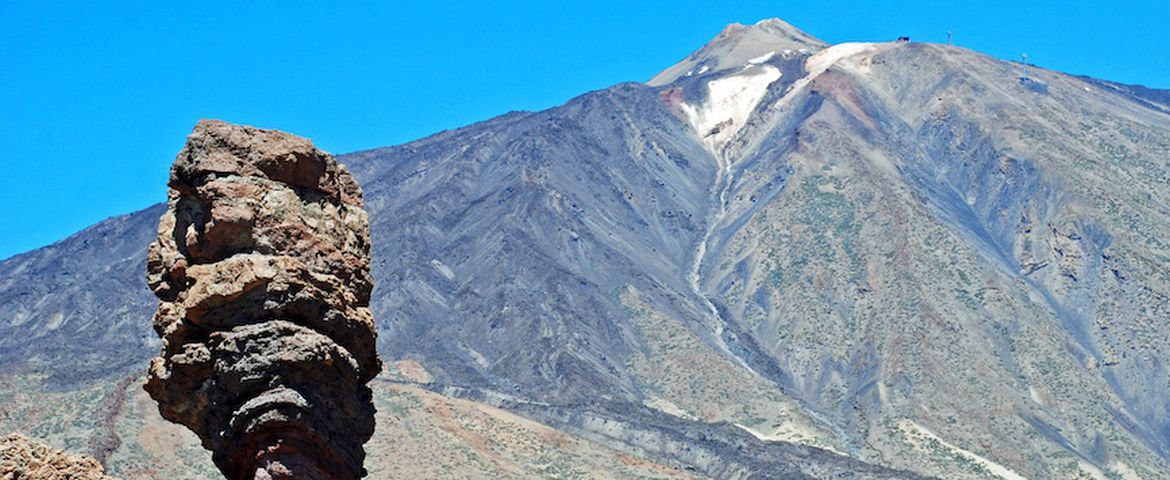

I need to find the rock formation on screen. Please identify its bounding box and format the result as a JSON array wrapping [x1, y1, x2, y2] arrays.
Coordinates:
[[144, 119, 381, 479], [0, 433, 113, 480]]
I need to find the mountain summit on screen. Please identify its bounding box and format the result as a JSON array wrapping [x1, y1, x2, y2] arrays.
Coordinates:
[[3, 18, 1170, 479], [649, 18, 827, 86]]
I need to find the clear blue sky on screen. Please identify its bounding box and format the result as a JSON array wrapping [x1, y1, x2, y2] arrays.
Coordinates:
[[2, 1, 1167, 260]]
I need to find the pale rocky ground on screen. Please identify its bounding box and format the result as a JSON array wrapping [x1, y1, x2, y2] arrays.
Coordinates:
[[0, 371, 689, 480]]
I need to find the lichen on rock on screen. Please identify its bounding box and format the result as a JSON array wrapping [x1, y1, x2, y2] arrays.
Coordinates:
[[144, 119, 381, 479]]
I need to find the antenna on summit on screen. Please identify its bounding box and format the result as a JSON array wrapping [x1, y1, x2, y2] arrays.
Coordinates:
[[947, 30, 953, 45], [1021, 53, 1029, 79]]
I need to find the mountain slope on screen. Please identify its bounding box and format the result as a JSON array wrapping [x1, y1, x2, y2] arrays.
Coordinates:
[[0, 204, 164, 382], [2, 18, 1170, 479], [688, 38, 1170, 477]]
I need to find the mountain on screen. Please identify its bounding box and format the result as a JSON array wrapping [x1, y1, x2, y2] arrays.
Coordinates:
[[3, 18, 1170, 479]]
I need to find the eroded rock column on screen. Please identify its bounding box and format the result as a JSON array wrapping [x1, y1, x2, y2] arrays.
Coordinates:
[[145, 119, 381, 479]]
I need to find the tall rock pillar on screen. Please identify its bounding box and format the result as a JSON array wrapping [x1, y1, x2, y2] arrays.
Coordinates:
[[144, 119, 381, 479]]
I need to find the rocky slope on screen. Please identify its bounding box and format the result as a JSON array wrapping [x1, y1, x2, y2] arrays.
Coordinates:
[[2, 17, 1169, 479]]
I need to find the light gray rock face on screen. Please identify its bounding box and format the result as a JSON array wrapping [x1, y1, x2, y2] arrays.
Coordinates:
[[144, 120, 381, 479], [2, 18, 1169, 479]]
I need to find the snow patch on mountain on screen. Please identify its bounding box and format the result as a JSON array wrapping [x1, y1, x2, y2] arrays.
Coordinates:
[[748, 51, 777, 65], [805, 42, 884, 77], [755, 42, 888, 120], [680, 65, 782, 153]]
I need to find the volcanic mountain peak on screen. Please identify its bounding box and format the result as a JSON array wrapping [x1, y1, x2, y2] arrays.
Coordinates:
[[649, 17, 827, 86], [651, 19, 890, 156]]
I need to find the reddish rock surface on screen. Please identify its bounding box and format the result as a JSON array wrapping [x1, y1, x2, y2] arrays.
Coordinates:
[[145, 119, 381, 479]]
